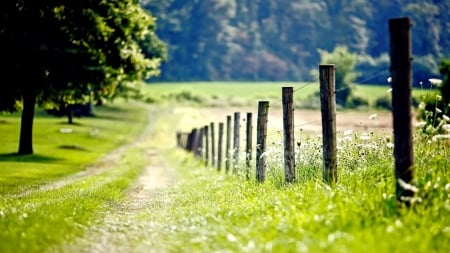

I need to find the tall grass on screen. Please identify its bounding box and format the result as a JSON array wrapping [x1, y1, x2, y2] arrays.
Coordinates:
[[129, 128, 449, 253]]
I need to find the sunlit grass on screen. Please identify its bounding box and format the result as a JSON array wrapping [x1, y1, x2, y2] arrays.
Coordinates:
[[128, 127, 449, 253], [0, 100, 152, 252], [0, 100, 148, 194], [0, 145, 147, 253]]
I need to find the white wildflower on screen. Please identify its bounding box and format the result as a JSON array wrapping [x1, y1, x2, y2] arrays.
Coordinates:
[[387, 77, 392, 83], [418, 102, 426, 110], [428, 78, 442, 86], [386, 142, 394, 148], [343, 129, 353, 136], [398, 179, 419, 193], [360, 133, 370, 141], [415, 121, 426, 128], [432, 134, 450, 142], [443, 114, 450, 122], [369, 113, 377, 120], [443, 124, 450, 132]]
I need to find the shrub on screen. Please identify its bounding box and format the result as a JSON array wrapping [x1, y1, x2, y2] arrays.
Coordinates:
[[346, 95, 369, 109], [374, 95, 392, 110]]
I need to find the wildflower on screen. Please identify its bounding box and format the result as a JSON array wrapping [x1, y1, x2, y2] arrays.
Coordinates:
[[436, 95, 442, 101], [418, 102, 426, 110], [428, 78, 442, 86], [369, 113, 377, 120], [343, 129, 353, 136], [387, 88, 392, 93], [443, 114, 450, 122], [398, 179, 419, 193], [415, 121, 426, 128], [387, 77, 392, 83], [386, 142, 394, 148], [360, 133, 370, 141], [343, 136, 352, 142], [436, 107, 442, 113], [443, 124, 450, 132], [432, 134, 450, 142]]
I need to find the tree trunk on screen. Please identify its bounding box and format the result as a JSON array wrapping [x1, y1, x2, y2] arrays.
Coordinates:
[[18, 91, 37, 155], [67, 107, 73, 124]]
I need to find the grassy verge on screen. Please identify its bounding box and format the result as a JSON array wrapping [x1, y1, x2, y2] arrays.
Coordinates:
[[0, 100, 151, 252], [0, 144, 147, 252], [126, 130, 449, 252], [0, 100, 148, 195]]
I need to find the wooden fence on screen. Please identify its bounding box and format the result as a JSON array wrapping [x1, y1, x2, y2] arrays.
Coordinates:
[[176, 18, 414, 205]]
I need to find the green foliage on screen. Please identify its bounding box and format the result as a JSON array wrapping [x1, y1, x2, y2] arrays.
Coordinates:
[[346, 95, 369, 109], [374, 95, 392, 110], [142, 0, 448, 82]]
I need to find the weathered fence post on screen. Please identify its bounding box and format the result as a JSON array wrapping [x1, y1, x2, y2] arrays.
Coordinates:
[[176, 131, 182, 148], [225, 115, 232, 173], [181, 133, 188, 149], [282, 87, 296, 183], [319, 64, 337, 184], [246, 112, 253, 180], [389, 17, 415, 204], [218, 122, 224, 171], [233, 112, 241, 173], [256, 101, 269, 183], [204, 125, 209, 166], [194, 128, 204, 158], [210, 122, 216, 167], [186, 129, 195, 152]]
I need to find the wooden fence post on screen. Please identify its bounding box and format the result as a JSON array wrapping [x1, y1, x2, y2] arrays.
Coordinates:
[[176, 131, 182, 148], [233, 112, 241, 173], [389, 17, 415, 204], [282, 87, 296, 183], [204, 126, 209, 166], [194, 128, 203, 158], [218, 122, 224, 171], [319, 64, 337, 184], [181, 133, 188, 149], [225, 115, 232, 173], [210, 122, 216, 167], [256, 101, 269, 183], [246, 112, 253, 180], [186, 129, 195, 152]]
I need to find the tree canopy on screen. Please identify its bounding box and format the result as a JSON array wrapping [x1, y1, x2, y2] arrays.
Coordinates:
[[142, 0, 449, 84], [0, 0, 166, 154]]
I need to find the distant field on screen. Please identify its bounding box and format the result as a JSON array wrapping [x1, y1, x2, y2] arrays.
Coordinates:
[[143, 82, 433, 108]]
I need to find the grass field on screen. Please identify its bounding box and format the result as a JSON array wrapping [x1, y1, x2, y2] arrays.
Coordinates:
[[0, 82, 448, 252], [142, 81, 432, 108]]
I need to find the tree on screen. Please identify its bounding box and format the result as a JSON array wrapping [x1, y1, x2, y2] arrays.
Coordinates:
[[0, 0, 165, 154], [316, 45, 359, 106]]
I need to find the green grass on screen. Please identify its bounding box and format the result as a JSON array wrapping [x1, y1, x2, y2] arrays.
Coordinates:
[[0, 100, 152, 252], [0, 83, 448, 252], [0, 100, 148, 194], [142, 82, 435, 109], [125, 130, 449, 253], [0, 145, 147, 253]]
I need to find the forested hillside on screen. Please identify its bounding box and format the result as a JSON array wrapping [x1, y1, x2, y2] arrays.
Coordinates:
[[141, 0, 449, 85]]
